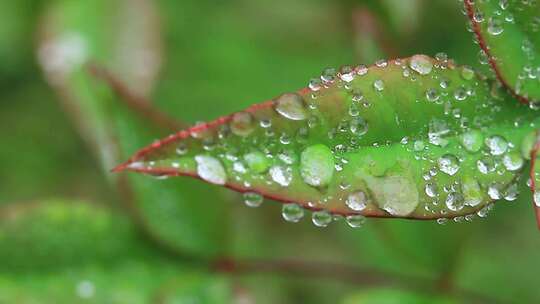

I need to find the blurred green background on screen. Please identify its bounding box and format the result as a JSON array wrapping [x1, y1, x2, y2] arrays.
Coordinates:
[[1, 0, 538, 303]]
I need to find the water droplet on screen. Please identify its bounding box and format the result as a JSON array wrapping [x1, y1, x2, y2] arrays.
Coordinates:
[[460, 130, 484, 152], [533, 191, 540, 207], [425, 183, 438, 198], [275, 93, 307, 120], [409, 54, 433, 75], [454, 86, 467, 101], [312, 210, 332, 227], [485, 135, 508, 155], [270, 165, 293, 186], [437, 218, 448, 225], [282, 204, 304, 222], [463, 177, 483, 207], [487, 17, 504, 35], [300, 144, 335, 187], [350, 116, 368, 136], [339, 65, 355, 82], [230, 112, 255, 137], [487, 184, 502, 200], [438, 154, 460, 176], [346, 191, 369, 211], [321, 67, 336, 84], [356, 64, 368, 75], [429, 118, 450, 146], [503, 152, 524, 171], [195, 155, 227, 185], [243, 192, 263, 208], [425, 88, 440, 102], [446, 191, 465, 211], [460, 66, 475, 80], [309, 78, 322, 91], [477, 157, 495, 174], [244, 151, 271, 174], [345, 215, 366, 228], [176, 143, 188, 155], [373, 79, 384, 91], [504, 183, 519, 201], [370, 176, 419, 216]]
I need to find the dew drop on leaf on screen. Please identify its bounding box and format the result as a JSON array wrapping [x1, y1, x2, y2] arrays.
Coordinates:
[[243, 192, 263, 208], [485, 135, 508, 155], [438, 154, 460, 176], [300, 144, 335, 187], [243, 151, 271, 174], [446, 191, 465, 211], [194, 155, 227, 185], [502, 152, 524, 171], [345, 191, 369, 211], [275, 93, 307, 121], [282, 204, 304, 222], [409, 54, 433, 75], [460, 130, 484, 152], [270, 165, 293, 186], [345, 215, 366, 228], [230, 112, 255, 137], [312, 210, 332, 227]]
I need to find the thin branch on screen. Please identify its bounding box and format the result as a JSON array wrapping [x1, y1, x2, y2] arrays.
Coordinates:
[[86, 62, 187, 131]]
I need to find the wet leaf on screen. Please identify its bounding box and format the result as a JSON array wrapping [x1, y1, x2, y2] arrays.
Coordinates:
[[464, 0, 540, 103], [117, 56, 537, 220]]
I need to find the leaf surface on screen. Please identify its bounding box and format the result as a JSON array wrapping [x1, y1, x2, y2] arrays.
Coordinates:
[[117, 56, 538, 220], [464, 0, 540, 103]]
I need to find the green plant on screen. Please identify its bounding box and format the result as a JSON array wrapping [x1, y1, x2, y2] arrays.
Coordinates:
[[4, 0, 537, 302]]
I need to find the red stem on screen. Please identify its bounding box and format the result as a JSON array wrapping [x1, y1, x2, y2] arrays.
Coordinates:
[[463, 0, 530, 105]]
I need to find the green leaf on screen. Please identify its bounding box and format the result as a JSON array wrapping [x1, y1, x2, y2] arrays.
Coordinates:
[[117, 55, 537, 221], [464, 0, 540, 102], [0, 199, 135, 270], [0, 260, 232, 304], [342, 288, 456, 304], [38, 0, 230, 256]]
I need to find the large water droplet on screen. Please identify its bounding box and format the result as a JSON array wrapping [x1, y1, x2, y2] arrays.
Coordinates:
[[195, 155, 227, 185], [373, 79, 385, 91], [487, 17, 504, 35], [446, 191, 465, 211], [275, 93, 307, 120], [312, 211, 332, 227], [503, 152, 524, 171], [438, 154, 460, 176], [485, 135, 508, 155], [409, 54, 433, 75], [282, 204, 304, 222], [270, 165, 293, 186], [369, 176, 419, 216], [345, 191, 369, 211], [243, 192, 263, 208], [460, 130, 484, 152], [243, 151, 271, 174], [230, 112, 255, 137], [462, 177, 483, 207], [300, 144, 335, 187]]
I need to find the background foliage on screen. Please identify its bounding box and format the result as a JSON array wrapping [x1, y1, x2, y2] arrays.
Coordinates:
[[1, 0, 538, 303]]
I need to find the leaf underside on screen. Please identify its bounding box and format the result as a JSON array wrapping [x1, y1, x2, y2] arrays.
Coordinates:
[[465, 0, 540, 103], [116, 55, 538, 220]]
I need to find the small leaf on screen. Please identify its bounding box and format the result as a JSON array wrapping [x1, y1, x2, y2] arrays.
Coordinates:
[[0, 199, 135, 270], [464, 0, 540, 103], [117, 56, 538, 220]]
